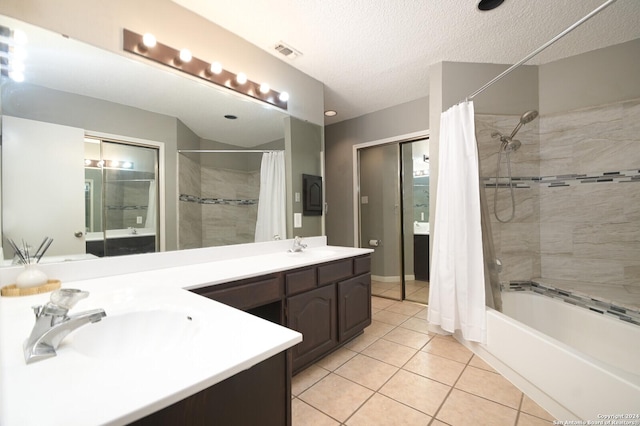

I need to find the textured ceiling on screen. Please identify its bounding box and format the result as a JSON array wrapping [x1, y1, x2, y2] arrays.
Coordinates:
[[172, 0, 640, 124]]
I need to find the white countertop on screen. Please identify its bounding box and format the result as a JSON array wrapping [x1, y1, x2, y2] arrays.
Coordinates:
[[0, 238, 372, 426]]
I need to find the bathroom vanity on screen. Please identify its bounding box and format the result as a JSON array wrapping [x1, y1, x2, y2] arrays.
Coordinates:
[[0, 238, 372, 426]]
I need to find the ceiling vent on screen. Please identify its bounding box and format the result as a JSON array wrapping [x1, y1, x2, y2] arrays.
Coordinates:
[[274, 41, 302, 60]]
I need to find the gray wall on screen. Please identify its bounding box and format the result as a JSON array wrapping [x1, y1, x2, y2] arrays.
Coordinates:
[[325, 97, 430, 247], [539, 38, 640, 114], [285, 117, 323, 238]]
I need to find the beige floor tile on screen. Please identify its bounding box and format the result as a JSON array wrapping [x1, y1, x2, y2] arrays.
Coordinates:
[[399, 317, 431, 334], [468, 354, 497, 373], [385, 301, 425, 316], [373, 309, 410, 326], [403, 351, 465, 386], [292, 364, 330, 396], [455, 366, 522, 409], [371, 297, 395, 310], [520, 395, 555, 422], [379, 288, 402, 299], [292, 398, 340, 426], [436, 389, 518, 426], [362, 338, 418, 367], [422, 336, 473, 363], [344, 331, 379, 352], [430, 420, 450, 426], [382, 326, 432, 350], [345, 393, 431, 426], [517, 412, 555, 426], [413, 307, 429, 320], [315, 347, 358, 371], [379, 369, 450, 416], [363, 320, 396, 338], [335, 354, 399, 391], [299, 374, 374, 423], [408, 288, 429, 304]]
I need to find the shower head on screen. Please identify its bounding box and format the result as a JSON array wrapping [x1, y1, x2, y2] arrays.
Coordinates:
[[509, 110, 539, 139]]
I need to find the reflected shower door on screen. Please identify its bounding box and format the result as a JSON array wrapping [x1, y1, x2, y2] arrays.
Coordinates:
[[358, 144, 403, 300]]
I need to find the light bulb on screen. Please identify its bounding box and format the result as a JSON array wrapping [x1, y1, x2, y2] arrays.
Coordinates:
[[279, 92, 289, 102], [179, 49, 192, 63], [259, 83, 270, 94], [84, 159, 92, 166], [209, 61, 222, 74], [122, 162, 133, 169], [12, 29, 28, 45], [8, 70, 24, 82], [236, 72, 247, 85], [142, 33, 156, 48]]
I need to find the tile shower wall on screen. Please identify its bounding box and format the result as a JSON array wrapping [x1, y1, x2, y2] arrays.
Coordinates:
[[200, 166, 259, 247], [179, 155, 260, 249], [178, 154, 202, 250], [475, 114, 541, 284], [538, 99, 640, 296], [476, 98, 640, 301]]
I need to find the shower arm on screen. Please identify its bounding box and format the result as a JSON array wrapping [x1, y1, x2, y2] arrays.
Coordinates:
[[463, 0, 617, 103]]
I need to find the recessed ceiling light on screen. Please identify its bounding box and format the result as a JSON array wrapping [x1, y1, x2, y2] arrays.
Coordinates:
[[324, 110, 337, 117], [478, 0, 505, 11]]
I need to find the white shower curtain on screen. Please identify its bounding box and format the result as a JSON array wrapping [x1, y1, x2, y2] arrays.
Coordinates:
[[254, 151, 286, 242], [427, 101, 486, 343]]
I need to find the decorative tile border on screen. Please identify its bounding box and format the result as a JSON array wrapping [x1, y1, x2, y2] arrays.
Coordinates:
[[179, 194, 258, 206], [106, 205, 148, 211], [506, 281, 640, 326], [483, 168, 640, 188]]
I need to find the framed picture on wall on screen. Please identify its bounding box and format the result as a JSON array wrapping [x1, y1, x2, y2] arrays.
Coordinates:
[[303, 174, 323, 216]]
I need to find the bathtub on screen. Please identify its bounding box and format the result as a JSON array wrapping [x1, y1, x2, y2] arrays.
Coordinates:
[[456, 291, 640, 421]]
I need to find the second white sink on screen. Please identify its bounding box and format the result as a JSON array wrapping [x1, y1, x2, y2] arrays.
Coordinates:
[[67, 309, 200, 359]]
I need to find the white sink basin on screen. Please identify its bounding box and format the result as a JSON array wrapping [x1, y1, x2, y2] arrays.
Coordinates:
[[67, 309, 200, 359]]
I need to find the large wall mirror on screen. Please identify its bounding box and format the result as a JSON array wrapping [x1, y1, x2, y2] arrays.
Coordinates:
[[0, 14, 320, 266]]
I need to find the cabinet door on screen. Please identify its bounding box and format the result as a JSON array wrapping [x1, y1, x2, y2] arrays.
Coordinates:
[[338, 274, 372, 342], [287, 284, 337, 371]]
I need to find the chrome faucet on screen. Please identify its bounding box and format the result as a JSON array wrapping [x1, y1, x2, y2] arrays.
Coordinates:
[[288, 236, 307, 253], [23, 288, 106, 364]]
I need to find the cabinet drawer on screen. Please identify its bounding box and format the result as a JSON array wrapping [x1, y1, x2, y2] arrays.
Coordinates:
[[318, 259, 353, 285], [195, 276, 282, 311], [286, 268, 317, 295], [353, 255, 371, 275]]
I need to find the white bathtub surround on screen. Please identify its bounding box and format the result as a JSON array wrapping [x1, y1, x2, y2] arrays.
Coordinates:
[[0, 238, 372, 425], [254, 151, 286, 242], [429, 101, 486, 343], [455, 291, 640, 421]]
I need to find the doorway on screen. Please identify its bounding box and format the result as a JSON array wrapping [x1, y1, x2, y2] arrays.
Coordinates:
[[356, 135, 430, 304], [84, 137, 160, 257]]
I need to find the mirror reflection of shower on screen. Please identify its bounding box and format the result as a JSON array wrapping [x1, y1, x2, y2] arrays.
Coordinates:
[[491, 110, 539, 223]]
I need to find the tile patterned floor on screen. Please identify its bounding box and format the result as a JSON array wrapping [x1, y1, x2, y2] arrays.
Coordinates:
[[292, 296, 556, 426]]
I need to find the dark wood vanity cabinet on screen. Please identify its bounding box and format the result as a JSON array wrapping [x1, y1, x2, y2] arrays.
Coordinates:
[[287, 284, 337, 370], [285, 255, 372, 373]]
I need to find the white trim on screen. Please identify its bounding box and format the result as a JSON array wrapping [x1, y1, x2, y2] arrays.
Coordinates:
[[351, 129, 429, 247], [85, 130, 166, 252]]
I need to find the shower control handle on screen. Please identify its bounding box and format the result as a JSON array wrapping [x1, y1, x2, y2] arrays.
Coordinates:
[[74, 231, 84, 238]]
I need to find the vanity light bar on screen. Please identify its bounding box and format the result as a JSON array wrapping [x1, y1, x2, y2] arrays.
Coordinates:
[[84, 159, 134, 170], [122, 29, 288, 110]]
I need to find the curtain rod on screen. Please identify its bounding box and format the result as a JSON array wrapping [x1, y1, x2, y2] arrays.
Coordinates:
[[464, 0, 617, 102], [178, 149, 284, 153]]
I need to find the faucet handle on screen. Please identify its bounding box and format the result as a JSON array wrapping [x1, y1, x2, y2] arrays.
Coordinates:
[[50, 289, 89, 310]]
